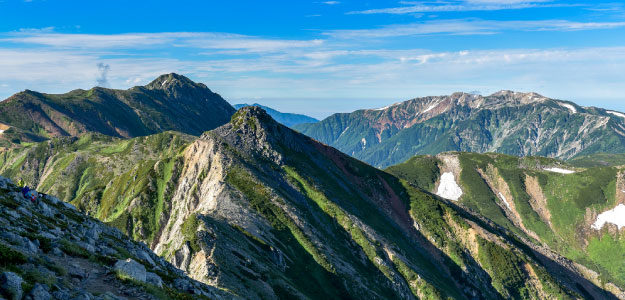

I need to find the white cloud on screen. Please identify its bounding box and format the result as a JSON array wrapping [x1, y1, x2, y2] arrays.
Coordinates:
[[323, 1, 340, 4], [325, 19, 625, 38], [349, 0, 564, 14]]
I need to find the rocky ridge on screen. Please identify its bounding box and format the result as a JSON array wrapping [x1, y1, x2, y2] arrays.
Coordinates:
[[295, 91, 625, 167], [0, 176, 235, 299]]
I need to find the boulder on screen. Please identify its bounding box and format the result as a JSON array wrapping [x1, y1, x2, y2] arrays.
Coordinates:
[[113, 259, 146, 283], [0, 272, 23, 300], [25, 283, 51, 300], [146, 272, 163, 288]]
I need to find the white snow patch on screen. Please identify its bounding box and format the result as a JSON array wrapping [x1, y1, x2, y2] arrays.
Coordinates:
[[592, 204, 625, 230], [337, 126, 350, 138], [161, 80, 168, 86], [373, 105, 390, 111], [543, 167, 576, 174], [436, 172, 463, 201], [422, 101, 440, 113], [607, 111, 625, 119], [498, 192, 511, 209], [559, 102, 577, 114]]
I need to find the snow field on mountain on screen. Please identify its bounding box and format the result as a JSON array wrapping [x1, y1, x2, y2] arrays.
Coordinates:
[[436, 172, 463, 201]]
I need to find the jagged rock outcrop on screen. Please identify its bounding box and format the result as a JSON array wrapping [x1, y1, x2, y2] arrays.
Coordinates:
[[295, 91, 625, 167]]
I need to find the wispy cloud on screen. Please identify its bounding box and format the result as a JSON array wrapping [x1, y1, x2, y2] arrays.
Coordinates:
[[1, 32, 324, 53], [322, 1, 340, 5], [325, 19, 625, 38], [348, 0, 569, 14]]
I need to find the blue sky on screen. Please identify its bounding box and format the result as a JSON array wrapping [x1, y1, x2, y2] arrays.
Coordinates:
[[1, 0, 625, 118]]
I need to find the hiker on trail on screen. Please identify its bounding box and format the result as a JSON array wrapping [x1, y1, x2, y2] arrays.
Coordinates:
[[17, 179, 24, 188], [21, 186, 38, 203]]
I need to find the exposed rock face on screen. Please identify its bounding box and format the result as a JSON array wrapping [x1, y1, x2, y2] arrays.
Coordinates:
[[0, 176, 236, 299], [296, 91, 625, 167]]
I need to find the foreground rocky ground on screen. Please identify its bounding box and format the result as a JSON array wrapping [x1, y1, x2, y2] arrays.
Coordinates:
[[0, 176, 236, 300]]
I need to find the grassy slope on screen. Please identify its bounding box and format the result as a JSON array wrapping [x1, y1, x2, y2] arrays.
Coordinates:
[[387, 152, 625, 288], [0, 132, 192, 245]]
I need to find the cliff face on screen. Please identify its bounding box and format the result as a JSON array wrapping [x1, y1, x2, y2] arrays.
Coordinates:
[[295, 91, 625, 168], [3, 106, 622, 299], [0, 176, 235, 299]]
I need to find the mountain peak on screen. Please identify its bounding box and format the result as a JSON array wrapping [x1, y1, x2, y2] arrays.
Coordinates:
[[145, 73, 207, 91], [490, 90, 546, 100]]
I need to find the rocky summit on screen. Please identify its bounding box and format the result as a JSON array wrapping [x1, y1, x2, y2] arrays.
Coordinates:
[[0, 73, 235, 146], [294, 91, 625, 168], [2, 105, 624, 299]]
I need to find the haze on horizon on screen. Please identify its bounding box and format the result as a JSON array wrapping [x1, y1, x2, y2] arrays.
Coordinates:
[[1, 0, 625, 119]]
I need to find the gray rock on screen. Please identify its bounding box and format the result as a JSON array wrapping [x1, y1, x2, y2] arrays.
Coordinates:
[[97, 292, 125, 300], [172, 243, 191, 271], [51, 247, 64, 257], [69, 292, 93, 300], [37, 201, 54, 218], [4, 209, 20, 220], [76, 242, 95, 254], [0, 272, 23, 300], [62, 202, 77, 211], [137, 250, 155, 267], [44, 196, 61, 206], [173, 278, 193, 292], [25, 283, 51, 300], [0, 232, 24, 247], [17, 207, 31, 218], [113, 259, 146, 283], [51, 289, 70, 300], [25, 239, 39, 253], [145, 272, 163, 288]]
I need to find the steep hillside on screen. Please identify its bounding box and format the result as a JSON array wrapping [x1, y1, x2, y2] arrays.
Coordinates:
[[295, 91, 625, 168], [0, 176, 234, 299], [233, 103, 318, 127], [388, 152, 625, 295], [1, 107, 621, 299], [0, 73, 235, 145]]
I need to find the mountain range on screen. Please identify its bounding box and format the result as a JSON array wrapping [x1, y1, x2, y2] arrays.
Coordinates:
[[233, 103, 318, 127], [294, 91, 625, 168], [2, 74, 625, 299], [0, 73, 234, 145]]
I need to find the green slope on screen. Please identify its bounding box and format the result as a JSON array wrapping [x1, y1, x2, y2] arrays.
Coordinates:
[[388, 152, 625, 292], [0, 73, 235, 145]]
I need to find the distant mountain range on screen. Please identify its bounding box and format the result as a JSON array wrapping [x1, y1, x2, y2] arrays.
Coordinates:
[[233, 103, 318, 127], [0, 73, 234, 145], [295, 91, 625, 168]]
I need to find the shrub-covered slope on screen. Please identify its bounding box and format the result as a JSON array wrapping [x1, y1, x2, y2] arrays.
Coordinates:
[[1, 107, 620, 299], [295, 91, 625, 168], [0, 73, 235, 145], [388, 152, 625, 296]]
